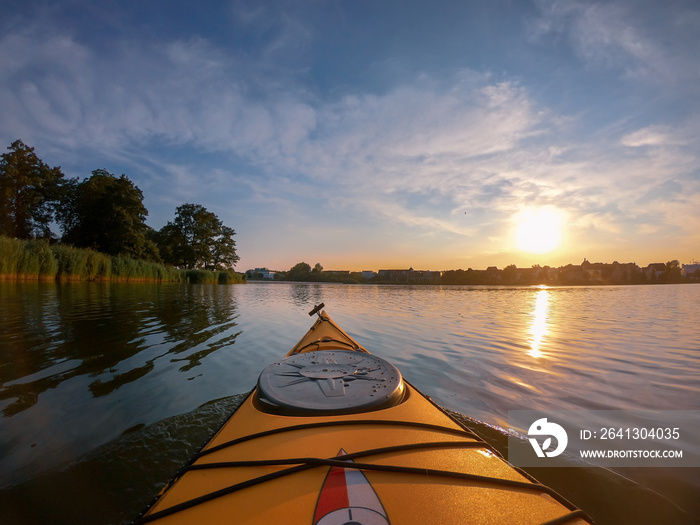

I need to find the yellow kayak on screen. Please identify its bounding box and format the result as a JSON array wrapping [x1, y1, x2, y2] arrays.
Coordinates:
[[137, 305, 592, 524]]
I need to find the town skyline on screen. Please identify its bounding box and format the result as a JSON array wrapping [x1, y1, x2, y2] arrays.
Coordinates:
[[249, 257, 698, 274], [248, 258, 700, 285]]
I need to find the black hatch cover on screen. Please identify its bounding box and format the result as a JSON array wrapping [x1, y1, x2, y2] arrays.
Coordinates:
[[255, 350, 405, 415]]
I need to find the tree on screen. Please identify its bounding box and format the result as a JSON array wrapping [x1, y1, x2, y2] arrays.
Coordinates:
[[59, 169, 157, 259], [312, 263, 324, 274], [663, 260, 682, 283], [288, 262, 312, 280], [157, 203, 239, 269], [211, 225, 239, 270], [0, 139, 67, 239], [502, 264, 519, 284]]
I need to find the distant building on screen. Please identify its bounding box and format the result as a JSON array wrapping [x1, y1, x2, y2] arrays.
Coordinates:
[[682, 263, 700, 280], [361, 270, 378, 280], [581, 259, 609, 282], [249, 267, 276, 280], [643, 263, 666, 281], [378, 268, 441, 284], [378, 269, 411, 283], [407, 269, 442, 284], [532, 265, 558, 283], [610, 261, 640, 283]]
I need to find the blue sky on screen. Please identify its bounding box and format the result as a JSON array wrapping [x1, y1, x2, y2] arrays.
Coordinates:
[[2, 0, 699, 271]]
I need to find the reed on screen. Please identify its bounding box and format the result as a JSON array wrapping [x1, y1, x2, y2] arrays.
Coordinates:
[[112, 256, 186, 282], [183, 269, 246, 284], [52, 244, 111, 280], [218, 270, 246, 284], [111, 255, 141, 280], [0, 237, 58, 279], [86, 250, 111, 280], [24, 239, 59, 278], [0, 237, 25, 277], [0, 236, 244, 284], [0, 236, 191, 283]]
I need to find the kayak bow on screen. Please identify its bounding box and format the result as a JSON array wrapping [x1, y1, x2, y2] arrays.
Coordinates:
[[137, 305, 592, 524]]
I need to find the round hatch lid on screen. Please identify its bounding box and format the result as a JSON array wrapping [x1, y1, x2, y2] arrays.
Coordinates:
[[255, 350, 405, 415]]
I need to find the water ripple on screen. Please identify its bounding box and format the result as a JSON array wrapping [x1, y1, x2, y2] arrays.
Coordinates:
[[1, 282, 698, 523]]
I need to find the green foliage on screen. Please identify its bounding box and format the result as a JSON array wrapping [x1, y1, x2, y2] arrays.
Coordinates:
[[287, 262, 312, 281], [185, 270, 218, 284], [157, 203, 239, 270], [184, 269, 245, 284], [1, 141, 242, 277], [86, 251, 112, 280], [663, 260, 682, 283], [110, 255, 138, 279], [58, 169, 155, 260], [278, 262, 364, 283], [218, 270, 246, 284], [0, 138, 244, 284], [348, 272, 365, 283], [21, 239, 58, 277], [0, 237, 57, 277], [111, 255, 184, 282], [0, 236, 242, 284], [52, 244, 85, 279], [0, 236, 186, 282], [0, 236, 23, 275], [212, 225, 238, 269], [0, 139, 67, 239], [52, 245, 111, 280]]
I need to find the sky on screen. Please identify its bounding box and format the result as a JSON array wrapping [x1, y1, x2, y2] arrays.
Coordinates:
[[1, 0, 699, 272]]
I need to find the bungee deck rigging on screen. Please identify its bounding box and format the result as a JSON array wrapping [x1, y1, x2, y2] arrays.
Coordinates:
[[136, 305, 592, 524], [139, 420, 587, 524]]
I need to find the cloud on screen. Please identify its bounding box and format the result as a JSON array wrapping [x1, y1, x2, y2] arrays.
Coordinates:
[[1, 4, 698, 268], [530, 0, 699, 85], [300, 79, 545, 188], [0, 14, 545, 190], [0, 21, 316, 161], [621, 126, 674, 147], [1, 20, 684, 244]]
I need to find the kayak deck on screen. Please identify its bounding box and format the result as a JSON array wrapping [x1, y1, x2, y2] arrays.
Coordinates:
[[138, 308, 592, 524]]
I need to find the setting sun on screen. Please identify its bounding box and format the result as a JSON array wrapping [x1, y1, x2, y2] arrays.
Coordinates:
[[514, 207, 564, 254]]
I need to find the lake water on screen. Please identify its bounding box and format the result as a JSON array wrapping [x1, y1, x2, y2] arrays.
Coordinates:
[[0, 281, 698, 524]]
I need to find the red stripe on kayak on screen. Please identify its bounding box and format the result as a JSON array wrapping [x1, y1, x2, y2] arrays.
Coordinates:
[[314, 451, 350, 523]]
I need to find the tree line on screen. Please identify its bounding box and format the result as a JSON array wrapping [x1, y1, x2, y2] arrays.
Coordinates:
[[441, 261, 686, 285], [0, 140, 239, 270], [249, 260, 692, 286], [248, 262, 371, 284]]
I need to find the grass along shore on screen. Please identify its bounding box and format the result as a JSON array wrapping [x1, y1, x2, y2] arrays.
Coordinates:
[[0, 237, 245, 284]]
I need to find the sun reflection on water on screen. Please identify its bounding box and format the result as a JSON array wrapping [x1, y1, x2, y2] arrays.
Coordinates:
[[529, 288, 549, 358]]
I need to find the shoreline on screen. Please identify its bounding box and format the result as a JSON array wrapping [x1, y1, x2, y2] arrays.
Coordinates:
[[246, 278, 699, 287], [0, 272, 245, 284], [0, 237, 245, 284], [0, 274, 179, 283]]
